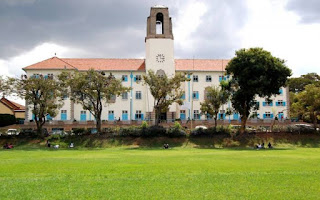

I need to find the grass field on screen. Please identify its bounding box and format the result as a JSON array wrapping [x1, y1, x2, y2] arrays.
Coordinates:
[[1, 147, 320, 199]]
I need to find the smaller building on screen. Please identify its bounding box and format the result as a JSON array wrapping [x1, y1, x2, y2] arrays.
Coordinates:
[[0, 97, 25, 119]]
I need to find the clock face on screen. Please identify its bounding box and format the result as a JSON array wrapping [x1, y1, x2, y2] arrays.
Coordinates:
[[156, 54, 165, 63]]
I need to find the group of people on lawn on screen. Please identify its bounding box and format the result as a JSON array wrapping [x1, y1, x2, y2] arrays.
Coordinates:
[[3, 143, 14, 149], [256, 142, 273, 149]]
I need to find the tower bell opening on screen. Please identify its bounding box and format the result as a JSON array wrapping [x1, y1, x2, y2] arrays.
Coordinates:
[[156, 13, 164, 34]]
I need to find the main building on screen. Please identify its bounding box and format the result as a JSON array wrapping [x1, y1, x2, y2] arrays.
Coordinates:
[[23, 6, 289, 123]]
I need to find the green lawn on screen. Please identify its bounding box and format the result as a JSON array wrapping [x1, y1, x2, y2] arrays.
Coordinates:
[[1, 147, 320, 199]]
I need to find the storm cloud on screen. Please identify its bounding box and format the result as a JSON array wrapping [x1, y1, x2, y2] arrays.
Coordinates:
[[0, 0, 248, 61], [286, 0, 320, 24]]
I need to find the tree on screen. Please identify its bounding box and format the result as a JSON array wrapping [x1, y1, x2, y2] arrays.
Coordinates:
[[287, 73, 320, 93], [226, 48, 291, 134], [0, 76, 14, 97], [15, 74, 64, 135], [200, 86, 229, 128], [59, 69, 130, 133], [143, 70, 189, 126], [291, 84, 320, 130]]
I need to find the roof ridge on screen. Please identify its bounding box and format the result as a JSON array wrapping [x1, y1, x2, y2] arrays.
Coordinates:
[[55, 57, 78, 70], [0, 97, 19, 110], [62, 58, 145, 60]]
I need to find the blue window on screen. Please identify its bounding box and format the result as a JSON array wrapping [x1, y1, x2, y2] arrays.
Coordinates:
[[279, 88, 283, 95], [263, 112, 273, 119], [122, 75, 128, 82], [32, 114, 35, 120], [122, 92, 128, 100], [136, 91, 142, 99], [263, 101, 273, 106], [219, 76, 223, 82], [80, 111, 86, 121], [218, 113, 226, 120], [134, 75, 142, 82], [278, 112, 284, 120], [122, 110, 128, 121], [180, 110, 186, 120], [181, 92, 185, 100], [233, 113, 239, 120], [193, 75, 198, 82], [135, 110, 144, 120], [193, 110, 200, 120], [276, 101, 286, 106], [108, 111, 114, 121], [46, 114, 52, 121], [61, 110, 67, 121], [192, 91, 199, 100]]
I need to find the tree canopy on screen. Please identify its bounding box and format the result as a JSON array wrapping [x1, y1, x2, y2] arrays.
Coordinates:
[[15, 74, 64, 135], [143, 70, 189, 126], [226, 48, 291, 134], [200, 86, 229, 128], [291, 84, 320, 130], [287, 73, 320, 93], [59, 69, 130, 132]]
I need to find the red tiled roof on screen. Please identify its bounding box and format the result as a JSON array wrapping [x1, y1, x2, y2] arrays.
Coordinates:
[[23, 57, 229, 72], [23, 57, 76, 70], [0, 97, 25, 111], [175, 59, 230, 71], [62, 58, 145, 71]]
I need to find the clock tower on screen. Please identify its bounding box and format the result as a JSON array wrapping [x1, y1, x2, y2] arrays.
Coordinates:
[[145, 5, 175, 77]]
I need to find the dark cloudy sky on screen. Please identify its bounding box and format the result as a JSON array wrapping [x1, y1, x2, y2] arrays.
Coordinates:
[[1, 0, 320, 78]]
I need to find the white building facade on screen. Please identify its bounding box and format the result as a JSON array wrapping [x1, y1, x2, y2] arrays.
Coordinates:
[[23, 6, 289, 123]]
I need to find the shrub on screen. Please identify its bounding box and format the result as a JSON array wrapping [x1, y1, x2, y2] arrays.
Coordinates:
[[142, 125, 166, 137], [190, 126, 231, 137], [72, 128, 88, 135], [0, 114, 16, 127]]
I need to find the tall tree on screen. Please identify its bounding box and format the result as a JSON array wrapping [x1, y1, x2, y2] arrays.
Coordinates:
[[226, 48, 291, 134], [143, 70, 189, 126], [291, 84, 320, 130], [287, 73, 320, 93], [15, 74, 64, 135], [59, 69, 130, 133], [200, 86, 229, 128], [0, 76, 14, 97]]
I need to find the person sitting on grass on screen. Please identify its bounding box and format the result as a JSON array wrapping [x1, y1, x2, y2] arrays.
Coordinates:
[[256, 143, 262, 149], [268, 142, 273, 149], [261, 143, 265, 149], [163, 143, 169, 149], [8, 143, 14, 149], [3, 143, 9, 149], [69, 142, 74, 148], [46, 140, 51, 148]]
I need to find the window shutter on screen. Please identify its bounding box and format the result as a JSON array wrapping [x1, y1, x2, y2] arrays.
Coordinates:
[[196, 92, 199, 99], [263, 114, 266, 119], [141, 114, 144, 120], [283, 102, 286, 106], [263, 102, 266, 106], [270, 114, 274, 118]]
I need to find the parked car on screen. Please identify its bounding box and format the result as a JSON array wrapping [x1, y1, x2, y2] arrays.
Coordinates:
[[6, 129, 19, 135]]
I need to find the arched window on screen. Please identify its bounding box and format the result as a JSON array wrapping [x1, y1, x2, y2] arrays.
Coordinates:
[[156, 13, 164, 34]]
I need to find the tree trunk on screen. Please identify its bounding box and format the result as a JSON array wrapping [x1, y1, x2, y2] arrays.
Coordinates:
[[214, 114, 217, 128], [96, 116, 102, 133], [155, 107, 160, 126], [239, 115, 248, 135], [312, 112, 317, 131]]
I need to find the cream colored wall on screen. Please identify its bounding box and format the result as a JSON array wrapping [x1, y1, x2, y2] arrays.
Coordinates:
[[0, 103, 14, 115], [15, 112, 25, 119], [24, 69, 289, 121], [145, 38, 175, 77], [178, 72, 288, 120]]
